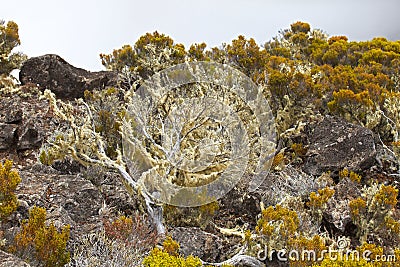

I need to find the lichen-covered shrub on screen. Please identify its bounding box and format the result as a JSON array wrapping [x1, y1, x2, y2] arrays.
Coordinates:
[[349, 183, 399, 245], [0, 20, 26, 75], [250, 203, 333, 266], [0, 160, 21, 221], [0, 20, 27, 93], [12, 206, 70, 267], [164, 201, 219, 229], [255, 204, 300, 251], [68, 232, 145, 267], [307, 186, 335, 221], [83, 87, 125, 159]]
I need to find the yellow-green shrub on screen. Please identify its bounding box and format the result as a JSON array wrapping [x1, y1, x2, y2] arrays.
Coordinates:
[[162, 235, 180, 256], [0, 20, 26, 76], [291, 21, 311, 34], [307, 187, 335, 210], [142, 248, 202, 267], [100, 31, 186, 78], [255, 204, 299, 250], [339, 169, 362, 183], [307, 187, 335, 221], [13, 206, 70, 267], [327, 89, 374, 122], [349, 184, 399, 244], [142, 236, 202, 267], [0, 160, 21, 220]]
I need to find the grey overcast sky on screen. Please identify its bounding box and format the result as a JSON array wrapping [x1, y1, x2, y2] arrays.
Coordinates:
[[1, 0, 400, 71]]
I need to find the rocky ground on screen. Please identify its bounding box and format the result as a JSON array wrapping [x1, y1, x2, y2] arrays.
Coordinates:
[[0, 55, 399, 266]]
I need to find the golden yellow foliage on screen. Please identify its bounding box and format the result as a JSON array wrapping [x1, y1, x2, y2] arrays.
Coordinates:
[[0, 160, 21, 220], [13, 206, 70, 267]]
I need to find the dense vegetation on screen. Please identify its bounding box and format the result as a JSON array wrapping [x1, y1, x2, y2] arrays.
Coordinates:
[[1, 20, 399, 266]]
